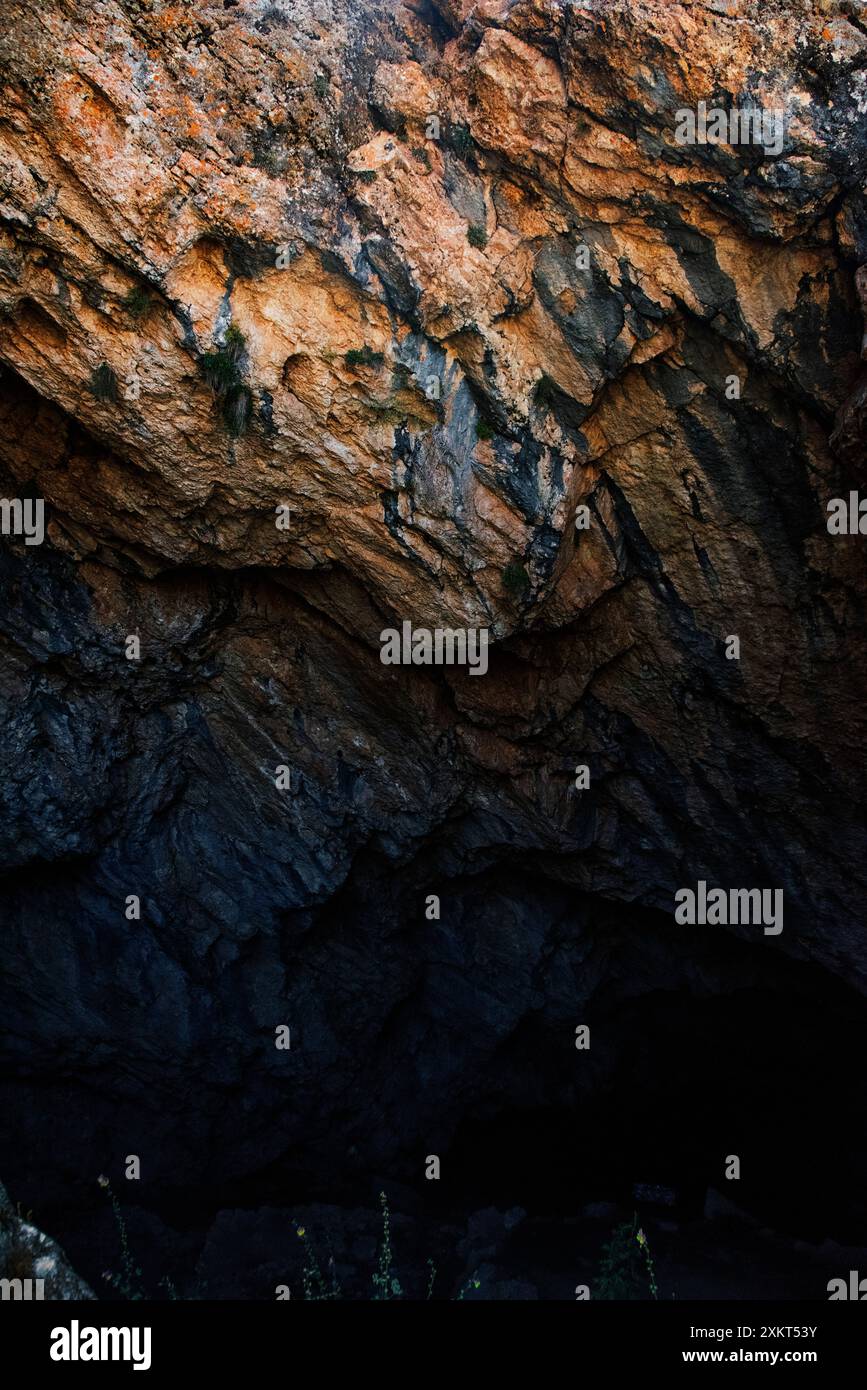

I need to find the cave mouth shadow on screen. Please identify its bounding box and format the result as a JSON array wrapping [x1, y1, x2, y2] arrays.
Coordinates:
[[5, 969, 866, 1299], [435, 980, 867, 1246], [4, 864, 867, 1295]]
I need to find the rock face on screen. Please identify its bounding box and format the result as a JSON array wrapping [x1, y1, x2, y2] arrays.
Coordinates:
[[0, 0, 866, 1297], [0, 1180, 94, 1299]]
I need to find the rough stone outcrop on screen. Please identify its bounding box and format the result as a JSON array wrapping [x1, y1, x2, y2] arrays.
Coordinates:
[[0, 1179, 94, 1298], [0, 0, 866, 1296]]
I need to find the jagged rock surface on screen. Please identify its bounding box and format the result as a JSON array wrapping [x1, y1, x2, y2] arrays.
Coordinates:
[[0, 0, 866, 1296], [0, 1179, 94, 1298]]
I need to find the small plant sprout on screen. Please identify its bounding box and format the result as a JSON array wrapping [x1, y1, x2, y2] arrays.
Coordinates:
[[89, 361, 119, 403], [97, 1176, 146, 1300], [467, 223, 487, 249], [200, 324, 252, 437], [503, 558, 530, 598], [372, 1191, 403, 1300], [636, 1226, 658, 1300], [345, 345, 385, 369], [595, 1215, 659, 1300], [449, 122, 474, 158], [123, 285, 151, 320], [297, 1224, 341, 1301]]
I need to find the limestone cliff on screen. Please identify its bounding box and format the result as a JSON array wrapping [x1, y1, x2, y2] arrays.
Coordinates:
[[1, 0, 866, 1299]]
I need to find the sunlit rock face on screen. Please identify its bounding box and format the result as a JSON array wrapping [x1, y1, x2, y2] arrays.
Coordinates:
[[0, 0, 866, 1298]]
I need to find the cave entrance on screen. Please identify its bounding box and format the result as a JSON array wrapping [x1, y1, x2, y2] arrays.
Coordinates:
[[438, 978, 867, 1245]]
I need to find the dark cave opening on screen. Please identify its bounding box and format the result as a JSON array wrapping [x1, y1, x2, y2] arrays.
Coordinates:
[[439, 979, 867, 1243], [5, 922, 867, 1299], [3, 857, 867, 1298]]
